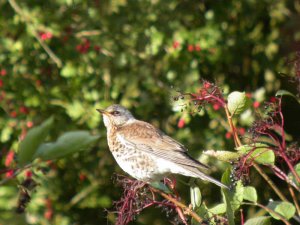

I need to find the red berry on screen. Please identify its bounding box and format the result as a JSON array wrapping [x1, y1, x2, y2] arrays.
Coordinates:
[[239, 127, 246, 135], [0, 69, 7, 76], [269, 97, 277, 103], [44, 209, 53, 220], [26, 121, 34, 128], [5, 169, 14, 178], [79, 173, 86, 181], [173, 41, 180, 49], [19, 106, 29, 114], [245, 93, 252, 98], [225, 132, 232, 139], [10, 111, 17, 118], [25, 170, 32, 178], [203, 82, 211, 89], [5, 151, 15, 167], [0, 79, 3, 87], [253, 101, 260, 108], [213, 103, 220, 111], [195, 44, 201, 51], [177, 118, 185, 128], [187, 45, 194, 52], [94, 45, 101, 52]]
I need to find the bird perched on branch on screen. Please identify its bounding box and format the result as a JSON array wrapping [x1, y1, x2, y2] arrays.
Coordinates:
[[97, 104, 228, 189]]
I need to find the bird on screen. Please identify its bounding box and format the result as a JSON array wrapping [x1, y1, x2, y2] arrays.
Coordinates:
[[97, 104, 228, 189]]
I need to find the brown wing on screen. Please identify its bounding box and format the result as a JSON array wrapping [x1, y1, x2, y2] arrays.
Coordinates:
[[117, 120, 209, 170]]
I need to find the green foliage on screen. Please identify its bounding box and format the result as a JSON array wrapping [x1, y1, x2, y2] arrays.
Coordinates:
[[243, 186, 257, 203], [33, 131, 99, 161], [18, 117, 54, 166], [227, 91, 249, 115], [266, 201, 296, 220], [244, 216, 271, 225], [0, 0, 299, 224], [236, 144, 275, 165]]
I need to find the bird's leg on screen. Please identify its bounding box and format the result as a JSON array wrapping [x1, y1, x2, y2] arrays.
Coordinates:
[[163, 176, 179, 198]]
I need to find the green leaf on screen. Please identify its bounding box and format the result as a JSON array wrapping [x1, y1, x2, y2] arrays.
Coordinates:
[[190, 183, 202, 209], [243, 186, 257, 203], [18, 117, 54, 166], [221, 168, 244, 225], [209, 203, 226, 214], [244, 216, 271, 225], [288, 163, 300, 185], [61, 62, 76, 78], [236, 143, 275, 165], [204, 150, 242, 161], [33, 131, 99, 161], [227, 91, 250, 115], [266, 201, 296, 220], [150, 182, 171, 194], [276, 90, 300, 103]]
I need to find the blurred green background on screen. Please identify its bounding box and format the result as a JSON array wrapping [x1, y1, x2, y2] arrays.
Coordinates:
[[0, 0, 300, 224]]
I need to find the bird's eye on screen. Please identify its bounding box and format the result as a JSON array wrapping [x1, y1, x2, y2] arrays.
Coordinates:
[[112, 111, 120, 116]]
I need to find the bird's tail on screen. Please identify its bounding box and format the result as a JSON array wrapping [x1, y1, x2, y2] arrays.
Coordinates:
[[182, 166, 229, 189]]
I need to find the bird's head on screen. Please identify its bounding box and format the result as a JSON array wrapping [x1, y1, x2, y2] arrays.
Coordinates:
[[97, 104, 134, 128]]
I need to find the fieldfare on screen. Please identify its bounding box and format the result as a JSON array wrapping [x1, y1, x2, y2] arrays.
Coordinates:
[[97, 104, 228, 189]]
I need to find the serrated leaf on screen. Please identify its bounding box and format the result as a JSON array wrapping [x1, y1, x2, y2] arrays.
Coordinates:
[[266, 201, 296, 220], [244, 216, 271, 225], [204, 150, 242, 161], [150, 182, 171, 193], [227, 91, 249, 115], [33, 131, 99, 161], [236, 143, 275, 165], [243, 186, 257, 203], [18, 117, 54, 166]]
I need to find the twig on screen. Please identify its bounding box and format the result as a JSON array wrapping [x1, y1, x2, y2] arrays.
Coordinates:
[[8, 0, 62, 67], [288, 185, 300, 216], [149, 186, 203, 223], [253, 163, 288, 202], [0, 163, 34, 186], [224, 105, 242, 147]]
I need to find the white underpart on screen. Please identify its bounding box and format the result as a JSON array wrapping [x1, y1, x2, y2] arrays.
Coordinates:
[[114, 133, 192, 181]]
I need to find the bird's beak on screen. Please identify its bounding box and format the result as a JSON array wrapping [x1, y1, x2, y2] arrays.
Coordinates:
[[96, 109, 109, 115]]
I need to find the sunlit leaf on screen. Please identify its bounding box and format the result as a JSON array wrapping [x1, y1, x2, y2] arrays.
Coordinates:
[[244, 216, 271, 225], [243, 186, 257, 203], [266, 201, 296, 220], [236, 143, 275, 165], [227, 91, 250, 115]]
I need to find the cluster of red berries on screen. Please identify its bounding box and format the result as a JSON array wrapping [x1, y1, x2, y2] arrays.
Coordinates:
[[172, 41, 201, 52], [39, 31, 53, 41], [76, 38, 101, 54]]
